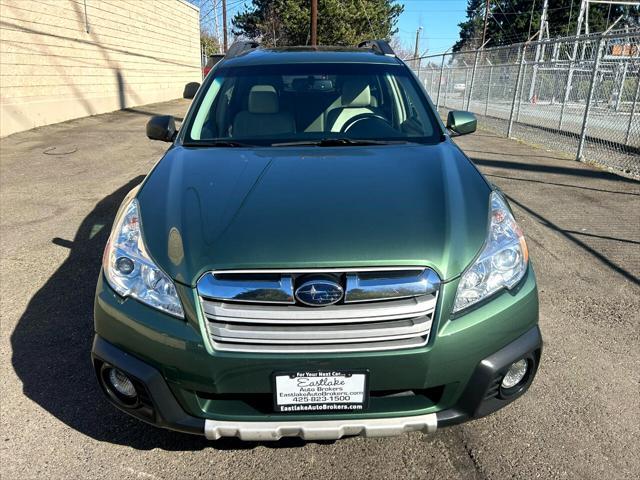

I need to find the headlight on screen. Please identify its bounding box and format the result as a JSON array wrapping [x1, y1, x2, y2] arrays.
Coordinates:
[[103, 198, 184, 318], [452, 191, 529, 313]]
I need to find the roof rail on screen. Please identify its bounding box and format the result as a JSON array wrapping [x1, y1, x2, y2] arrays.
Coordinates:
[[226, 41, 259, 59], [358, 40, 395, 56]]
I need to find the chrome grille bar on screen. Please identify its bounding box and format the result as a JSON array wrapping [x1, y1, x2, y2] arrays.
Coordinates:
[[198, 273, 294, 304], [208, 316, 431, 344], [197, 268, 439, 354], [201, 295, 436, 324], [345, 269, 439, 303], [205, 336, 430, 354]]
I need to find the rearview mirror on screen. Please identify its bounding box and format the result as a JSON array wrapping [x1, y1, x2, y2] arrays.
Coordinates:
[[183, 82, 200, 99], [146, 115, 176, 142], [446, 111, 477, 136]]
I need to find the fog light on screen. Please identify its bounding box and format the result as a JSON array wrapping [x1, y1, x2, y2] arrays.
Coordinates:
[[107, 368, 137, 398], [501, 359, 528, 389]]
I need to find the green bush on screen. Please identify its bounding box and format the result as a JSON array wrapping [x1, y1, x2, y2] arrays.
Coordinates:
[[596, 79, 615, 101], [622, 77, 639, 102], [572, 80, 591, 101]]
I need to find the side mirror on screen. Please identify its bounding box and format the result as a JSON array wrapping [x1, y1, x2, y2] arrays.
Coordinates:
[[446, 111, 477, 136], [183, 82, 200, 99], [146, 115, 176, 142]]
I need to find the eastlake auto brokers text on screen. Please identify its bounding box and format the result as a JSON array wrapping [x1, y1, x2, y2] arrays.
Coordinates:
[[278, 372, 364, 412]]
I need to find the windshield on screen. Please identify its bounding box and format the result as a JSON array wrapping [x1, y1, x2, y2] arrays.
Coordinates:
[[184, 63, 442, 146]]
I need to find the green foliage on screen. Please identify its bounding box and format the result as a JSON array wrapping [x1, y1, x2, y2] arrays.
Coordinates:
[[201, 31, 221, 56], [597, 79, 615, 101], [453, 0, 485, 51], [232, 0, 404, 47], [622, 77, 638, 102], [537, 73, 564, 100], [454, 0, 640, 52], [574, 79, 590, 101]]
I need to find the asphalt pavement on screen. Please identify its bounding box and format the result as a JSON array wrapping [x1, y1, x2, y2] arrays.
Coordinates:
[[1, 99, 638, 479]]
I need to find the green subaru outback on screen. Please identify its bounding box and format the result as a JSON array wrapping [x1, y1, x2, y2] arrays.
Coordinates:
[[92, 41, 541, 441]]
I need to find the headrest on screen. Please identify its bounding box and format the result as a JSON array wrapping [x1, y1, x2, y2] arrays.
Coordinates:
[[248, 85, 278, 114], [341, 79, 371, 107]]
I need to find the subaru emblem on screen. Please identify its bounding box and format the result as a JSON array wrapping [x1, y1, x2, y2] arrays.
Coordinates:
[[295, 280, 344, 306]]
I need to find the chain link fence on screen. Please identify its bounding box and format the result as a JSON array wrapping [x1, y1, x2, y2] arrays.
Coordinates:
[[411, 30, 640, 178]]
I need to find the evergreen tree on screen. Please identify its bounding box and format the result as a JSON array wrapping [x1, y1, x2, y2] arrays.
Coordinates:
[[232, 0, 404, 47], [453, 0, 485, 51]]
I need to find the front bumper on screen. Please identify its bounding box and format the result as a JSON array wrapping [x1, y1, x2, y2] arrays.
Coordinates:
[[91, 324, 542, 439], [93, 264, 541, 439]]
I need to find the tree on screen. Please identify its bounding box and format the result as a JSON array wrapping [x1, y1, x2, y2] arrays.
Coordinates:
[[453, 0, 485, 51], [201, 31, 221, 56], [388, 35, 413, 60], [453, 0, 640, 52], [232, 0, 404, 47]]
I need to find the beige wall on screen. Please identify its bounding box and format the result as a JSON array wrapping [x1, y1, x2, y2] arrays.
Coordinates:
[[0, 0, 201, 137]]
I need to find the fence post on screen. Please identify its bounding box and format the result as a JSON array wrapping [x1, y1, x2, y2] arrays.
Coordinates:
[[508, 44, 527, 138], [516, 63, 528, 122], [558, 59, 573, 130], [559, 35, 582, 130], [435, 53, 446, 111], [550, 41, 559, 105], [443, 65, 451, 109], [614, 61, 628, 112], [432, 69, 438, 97], [485, 64, 493, 116], [463, 64, 470, 110], [466, 49, 480, 111], [576, 37, 605, 161], [625, 71, 640, 146]]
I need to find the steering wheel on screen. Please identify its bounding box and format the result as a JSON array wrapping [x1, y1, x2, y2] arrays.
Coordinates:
[[341, 113, 391, 133]]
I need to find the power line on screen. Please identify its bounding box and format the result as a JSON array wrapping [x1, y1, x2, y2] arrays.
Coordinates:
[[358, 0, 378, 38]]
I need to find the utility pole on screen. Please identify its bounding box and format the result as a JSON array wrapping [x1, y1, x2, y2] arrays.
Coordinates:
[[222, 0, 227, 52], [310, 0, 318, 46], [213, 0, 220, 53], [413, 27, 421, 59], [481, 0, 490, 47], [413, 26, 422, 73], [413, 27, 422, 74]]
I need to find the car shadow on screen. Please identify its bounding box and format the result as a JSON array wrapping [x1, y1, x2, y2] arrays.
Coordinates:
[[10, 177, 316, 451], [472, 157, 640, 185]]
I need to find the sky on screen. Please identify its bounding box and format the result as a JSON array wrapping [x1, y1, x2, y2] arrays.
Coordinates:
[[396, 0, 469, 56], [208, 0, 469, 57]]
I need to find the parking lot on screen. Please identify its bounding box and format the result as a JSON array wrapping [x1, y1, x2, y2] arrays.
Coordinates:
[[1, 98, 638, 479]]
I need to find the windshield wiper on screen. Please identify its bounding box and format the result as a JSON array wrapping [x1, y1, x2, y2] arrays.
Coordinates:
[[182, 140, 251, 148], [272, 138, 407, 147]]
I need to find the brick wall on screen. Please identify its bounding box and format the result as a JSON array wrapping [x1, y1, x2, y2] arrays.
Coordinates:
[[0, 0, 201, 137]]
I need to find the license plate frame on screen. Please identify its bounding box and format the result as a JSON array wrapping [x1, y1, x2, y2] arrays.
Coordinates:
[[272, 370, 369, 413]]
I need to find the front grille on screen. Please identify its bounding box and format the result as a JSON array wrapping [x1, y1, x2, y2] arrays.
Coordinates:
[[197, 268, 439, 354]]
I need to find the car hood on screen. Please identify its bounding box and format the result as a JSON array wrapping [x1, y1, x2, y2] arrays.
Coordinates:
[[137, 141, 491, 286]]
